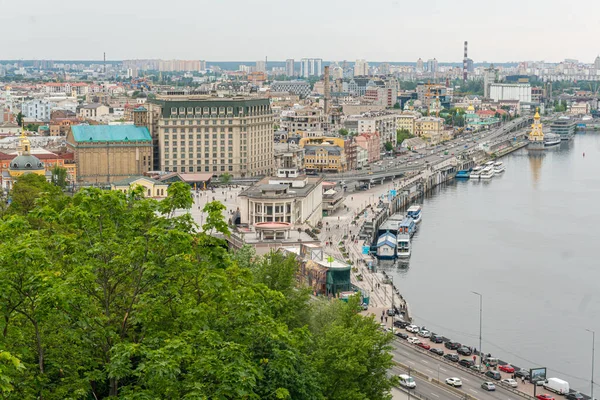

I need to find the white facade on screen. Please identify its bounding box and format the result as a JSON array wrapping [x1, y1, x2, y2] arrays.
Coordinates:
[[22, 99, 54, 121], [489, 83, 532, 103], [285, 59, 295, 77], [354, 59, 369, 77], [300, 58, 322, 78]]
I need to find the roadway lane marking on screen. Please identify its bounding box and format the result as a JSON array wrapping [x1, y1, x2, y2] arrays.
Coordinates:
[[421, 360, 429, 364], [469, 389, 478, 394], [407, 360, 415, 364], [439, 367, 447, 372], [425, 368, 433, 374], [429, 393, 439, 397]]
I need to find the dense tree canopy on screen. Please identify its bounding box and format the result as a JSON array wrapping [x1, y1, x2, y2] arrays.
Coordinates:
[[0, 181, 395, 399]]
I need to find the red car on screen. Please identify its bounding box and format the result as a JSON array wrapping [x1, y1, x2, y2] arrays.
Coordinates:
[[499, 364, 515, 373], [536, 395, 555, 400], [416, 343, 431, 350]]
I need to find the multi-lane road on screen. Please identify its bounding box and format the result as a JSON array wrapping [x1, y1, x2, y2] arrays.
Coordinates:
[[325, 116, 531, 183], [391, 338, 532, 400]]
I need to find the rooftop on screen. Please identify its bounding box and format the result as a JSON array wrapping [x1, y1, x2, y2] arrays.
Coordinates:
[[71, 125, 152, 143]]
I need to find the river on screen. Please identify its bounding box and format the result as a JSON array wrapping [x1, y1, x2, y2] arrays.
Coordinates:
[[385, 133, 600, 393]]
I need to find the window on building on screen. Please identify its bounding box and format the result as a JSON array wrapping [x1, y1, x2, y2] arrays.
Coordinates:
[[164, 141, 169, 146], [205, 166, 209, 172], [228, 166, 233, 171]]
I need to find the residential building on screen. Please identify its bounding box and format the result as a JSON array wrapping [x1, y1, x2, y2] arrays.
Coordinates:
[[344, 111, 398, 147], [426, 58, 438, 74], [489, 83, 532, 103], [354, 59, 369, 77], [483, 64, 499, 98], [151, 95, 274, 178], [78, 103, 110, 119], [416, 58, 424, 73], [22, 99, 54, 121], [415, 117, 444, 144], [396, 112, 419, 135], [280, 108, 326, 134], [255, 60, 266, 73], [111, 176, 169, 198], [66, 124, 153, 184], [300, 58, 322, 78], [299, 137, 347, 173], [285, 59, 295, 76], [271, 81, 311, 97], [354, 132, 381, 163], [237, 175, 323, 225]]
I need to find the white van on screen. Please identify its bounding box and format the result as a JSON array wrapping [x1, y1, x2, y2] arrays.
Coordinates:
[[398, 374, 416, 389], [543, 377, 569, 394]]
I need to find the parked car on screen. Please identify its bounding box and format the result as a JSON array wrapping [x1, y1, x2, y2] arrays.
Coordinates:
[[565, 393, 584, 400], [416, 342, 431, 350], [457, 347, 472, 356], [445, 377, 462, 387], [443, 354, 459, 362], [395, 332, 409, 340], [499, 364, 515, 373], [481, 382, 496, 391], [485, 371, 502, 381], [470, 364, 485, 373], [535, 395, 555, 400], [394, 320, 409, 328], [430, 334, 444, 343], [386, 309, 395, 316], [407, 337, 420, 344], [418, 330, 431, 338], [444, 341, 461, 350], [429, 348, 444, 356], [458, 359, 474, 368], [406, 324, 420, 333], [515, 369, 531, 381], [502, 378, 518, 388]]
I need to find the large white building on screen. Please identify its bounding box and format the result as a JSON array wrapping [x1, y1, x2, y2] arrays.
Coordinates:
[[344, 111, 398, 147], [489, 83, 532, 103], [22, 99, 54, 121], [354, 59, 369, 77], [300, 58, 322, 78], [285, 59, 295, 77]]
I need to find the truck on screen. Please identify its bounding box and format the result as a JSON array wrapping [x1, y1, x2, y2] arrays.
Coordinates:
[[543, 377, 569, 395]]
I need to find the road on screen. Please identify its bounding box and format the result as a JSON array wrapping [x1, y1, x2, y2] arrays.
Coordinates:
[[391, 338, 532, 400], [326, 116, 531, 183]]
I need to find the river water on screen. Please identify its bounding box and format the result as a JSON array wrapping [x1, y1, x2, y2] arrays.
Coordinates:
[[386, 133, 600, 393]]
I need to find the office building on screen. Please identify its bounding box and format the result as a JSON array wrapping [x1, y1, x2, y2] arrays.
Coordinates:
[[489, 83, 532, 103], [152, 95, 274, 178], [271, 81, 311, 97], [66, 124, 153, 184], [354, 59, 369, 77], [300, 58, 323, 78], [285, 59, 295, 76]]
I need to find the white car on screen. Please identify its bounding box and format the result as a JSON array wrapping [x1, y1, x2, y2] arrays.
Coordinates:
[[407, 337, 420, 344], [418, 329, 431, 338], [445, 377, 462, 387], [398, 374, 416, 389], [501, 378, 518, 388], [406, 324, 419, 333]]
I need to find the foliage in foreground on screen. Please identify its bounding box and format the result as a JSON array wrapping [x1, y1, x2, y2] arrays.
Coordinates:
[[0, 182, 394, 399]]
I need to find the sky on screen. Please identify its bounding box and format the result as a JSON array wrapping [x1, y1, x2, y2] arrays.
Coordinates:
[[2, 0, 599, 63]]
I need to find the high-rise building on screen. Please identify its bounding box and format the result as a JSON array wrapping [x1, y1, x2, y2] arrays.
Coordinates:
[[483, 64, 499, 98], [255, 60, 266, 73], [300, 58, 323, 78], [152, 95, 274, 178], [354, 59, 369, 77], [416, 58, 424, 73], [285, 59, 295, 76], [594, 56, 600, 70], [426, 58, 438, 74]]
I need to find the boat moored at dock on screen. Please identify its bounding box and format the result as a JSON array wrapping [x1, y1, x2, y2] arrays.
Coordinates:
[[406, 205, 422, 224], [399, 217, 418, 237], [397, 233, 411, 259], [455, 170, 471, 179], [493, 161, 505, 174], [376, 231, 397, 259], [544, 133, 561, 147], [470, 166, 482, 179], [480, 167, 494, 179]]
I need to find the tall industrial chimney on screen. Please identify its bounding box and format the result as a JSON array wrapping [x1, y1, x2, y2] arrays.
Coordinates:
[[324, 65, 330, 115], [463, 41, 468, 82]]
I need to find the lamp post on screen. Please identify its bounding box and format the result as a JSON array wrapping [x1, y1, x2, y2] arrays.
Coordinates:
[[471, 291, 483, 368], [586, 329, 595, 400]]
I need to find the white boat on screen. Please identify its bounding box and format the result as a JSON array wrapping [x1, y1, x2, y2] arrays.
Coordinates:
[[406, 205, 422, 224], [480, 167, 494, 179], [397, 233, 411, 259], [493, 161, 505, 174], [484, 161, 495, 168], [544, 133, 561, 147], [470, 166, 482, 179]]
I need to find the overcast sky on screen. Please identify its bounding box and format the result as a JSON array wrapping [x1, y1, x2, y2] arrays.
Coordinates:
[[2, 0, 599, 63]]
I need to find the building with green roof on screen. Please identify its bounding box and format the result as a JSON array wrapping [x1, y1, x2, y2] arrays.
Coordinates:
[[66, 124, 153, 184]]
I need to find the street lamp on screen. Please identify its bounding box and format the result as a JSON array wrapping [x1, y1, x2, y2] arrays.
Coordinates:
[[586, 329, 595, 400], [471, 291, 483, 368]]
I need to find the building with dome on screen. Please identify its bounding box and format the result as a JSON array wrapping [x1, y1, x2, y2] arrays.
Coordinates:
[[1, 132, 50, 190]]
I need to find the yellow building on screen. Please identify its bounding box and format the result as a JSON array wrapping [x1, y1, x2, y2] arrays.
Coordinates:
[[299, 137, 347, 173], [415, 117, 444, 144], [396, 113, 419, 135], [528, 109, 544, 149], [1, 132, 48, 190], [111, 176, 169, 198]]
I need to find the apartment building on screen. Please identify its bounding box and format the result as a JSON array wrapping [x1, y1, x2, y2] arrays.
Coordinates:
[[299, 137, 347, 173], [415, 117, 444, 144], [22, 99, 54, 121], [300, 58, 322, 78], [344, 111, 398, 147], [280, 108, 326, 134], [152, 95, 274, 178], [396, 112, 419, 135]]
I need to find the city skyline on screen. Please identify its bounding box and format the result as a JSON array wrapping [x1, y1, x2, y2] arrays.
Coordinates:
[[3, 0, 600, 63]]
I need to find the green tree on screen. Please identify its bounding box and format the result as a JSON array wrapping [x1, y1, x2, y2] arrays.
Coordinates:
[[16, 112, 23, 127], [50, 166, 68, 189], [338, 128, 348, 136], [9, 173, 61, 215], [25, 124, 39, 132], [393, 102, 401, 109], [219, 172, 232, 184], [396, 129, 414, 145], [384, 142, 394, 152]]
